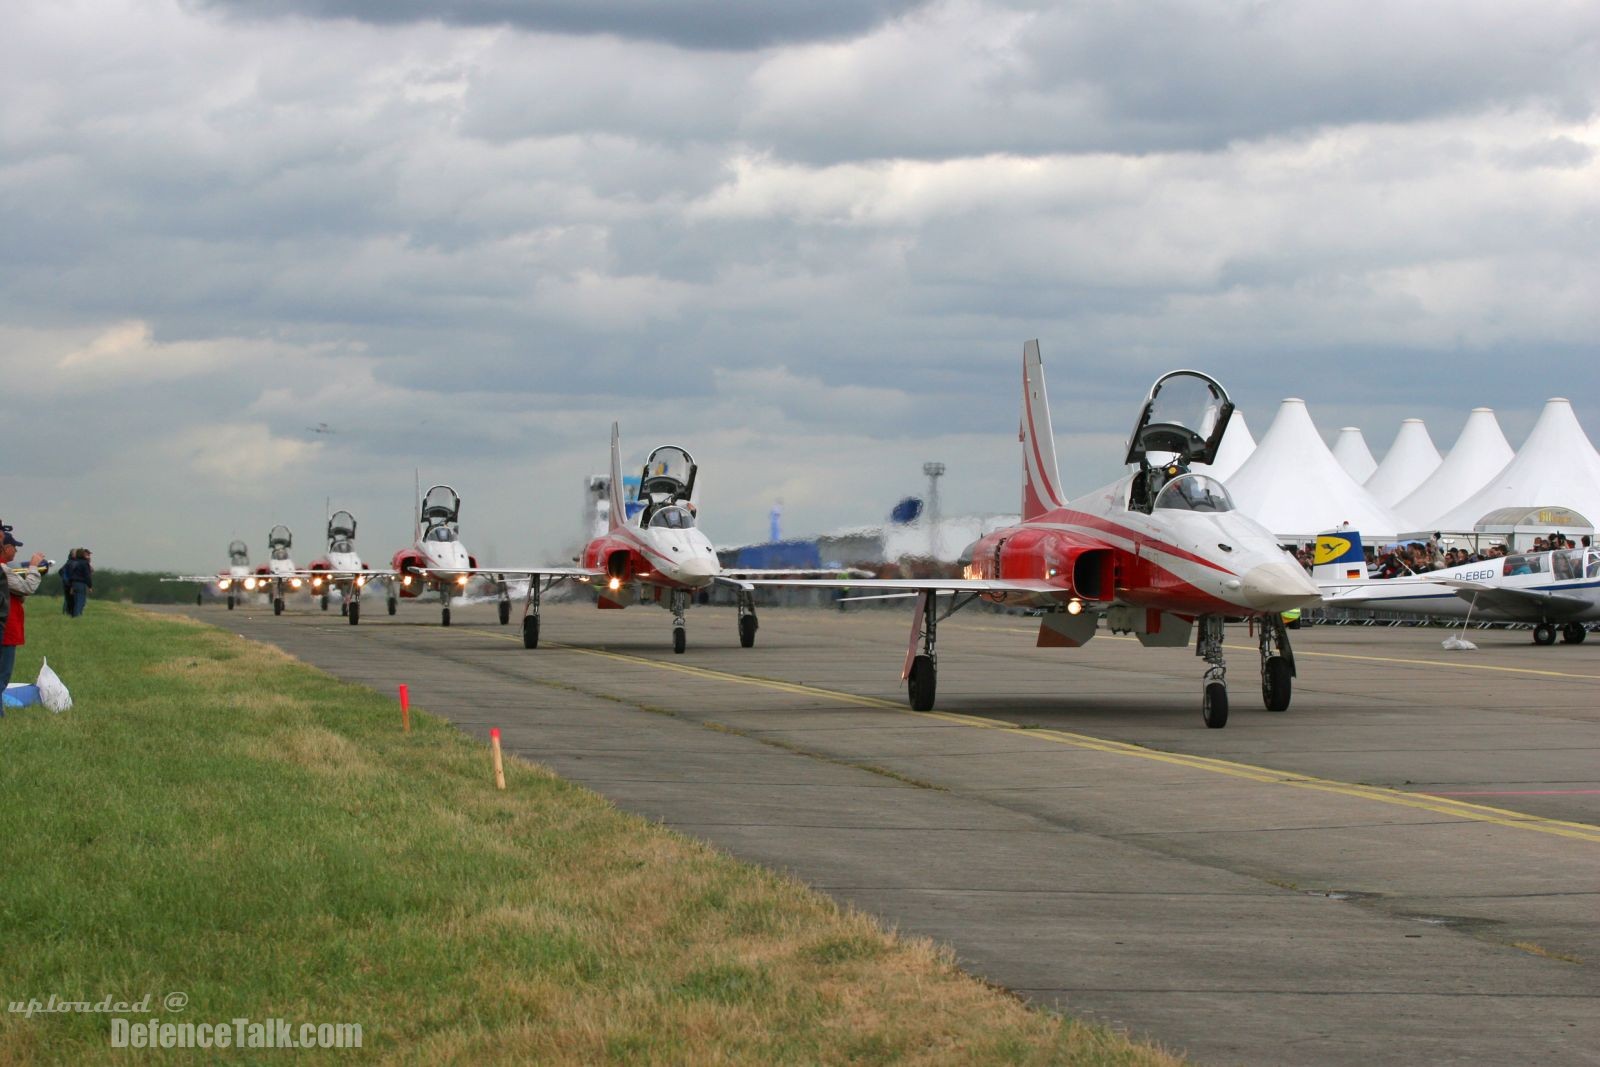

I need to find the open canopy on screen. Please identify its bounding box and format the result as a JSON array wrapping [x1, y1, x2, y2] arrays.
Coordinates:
[[267, 524, 293, 560], [639, 446, 697, 504], [421, 485, 461, 528], [328, 510, 357, 543], [228, 540, 249, 565], [1124, 370, 1234, 467]]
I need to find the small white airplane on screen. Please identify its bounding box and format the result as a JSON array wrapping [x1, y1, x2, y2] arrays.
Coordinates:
[[169, 526, 306, 614], [305, 510, 377, 625], [389, 485, 513, 627], [442, 424, 860, 652], [1315, 531, 1600, 645]]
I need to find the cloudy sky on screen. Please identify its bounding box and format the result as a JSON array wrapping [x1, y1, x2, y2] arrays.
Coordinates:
[[4, 0, 1598, 568]]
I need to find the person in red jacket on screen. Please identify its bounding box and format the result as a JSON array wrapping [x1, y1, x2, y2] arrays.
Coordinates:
[[1, 527, 47, 712]]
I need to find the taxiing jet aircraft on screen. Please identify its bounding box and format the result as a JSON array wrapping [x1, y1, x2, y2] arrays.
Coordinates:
[[305, 510, 377, 624], [169, 526, 306, 614], [1314, 531, 1599, 645], [390, 485, 512, 627], [743, 341, 1322, 727], [446, 425, 857, 653]]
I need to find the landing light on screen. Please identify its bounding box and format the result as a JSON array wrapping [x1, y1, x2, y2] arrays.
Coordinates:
[[218, 579, 231, 590], [457, 576, 469, 586], [1066, 599, 1083, 615], [290, 578, 303, 589], [312, 577, 322, 588], [356, 576, 366, 587], [402, 575, 412, 587], [244, 578, 257, 590], [608, 577, 621, 592]]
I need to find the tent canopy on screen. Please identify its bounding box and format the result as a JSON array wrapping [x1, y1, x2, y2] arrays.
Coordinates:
[[1394, 408, 1514, 530], [1431, 398, 1600, 532]]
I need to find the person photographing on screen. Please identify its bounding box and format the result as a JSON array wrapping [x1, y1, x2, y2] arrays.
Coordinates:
[[1, 524, 49, 709]]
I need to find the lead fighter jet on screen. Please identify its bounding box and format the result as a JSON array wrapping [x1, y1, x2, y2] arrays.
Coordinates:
[[745, 341, 1322, 728]]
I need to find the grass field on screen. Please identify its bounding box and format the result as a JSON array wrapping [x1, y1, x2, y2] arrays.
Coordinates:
[[0, 604, 1182, 1064]]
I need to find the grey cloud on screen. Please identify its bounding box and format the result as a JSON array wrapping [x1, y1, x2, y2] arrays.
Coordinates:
[[193, 0, 931, 50]]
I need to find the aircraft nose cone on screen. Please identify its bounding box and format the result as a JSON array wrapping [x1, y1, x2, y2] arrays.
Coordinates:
[[1236, 562, 1322, 613], [680, 553, 718, 580]]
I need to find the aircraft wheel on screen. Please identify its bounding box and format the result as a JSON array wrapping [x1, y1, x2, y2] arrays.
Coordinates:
[[1533, 623, 1557, 646], [907, 655, 936, 711], [387, 598, 398, 616], [1562, 623, 1587, 644], [273, 598, 285, 617], [442, 607, 451, 627], [226, 595, 235, 611], [196, 593, 203, 606], [673, 627, 686, 654], [1202, 682, 1229, 728], [522, 616, 540, 649], [348, 601, 360, 626], [739, 615, 757, 648], [320, 594, 329, 611], [498, 600, 511, 626], [340, 601, 348, 617], [1262, 657, 1292, 712]]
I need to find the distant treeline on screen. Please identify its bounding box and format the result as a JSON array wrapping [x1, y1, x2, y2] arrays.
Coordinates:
[[63, 569, 197, 605]]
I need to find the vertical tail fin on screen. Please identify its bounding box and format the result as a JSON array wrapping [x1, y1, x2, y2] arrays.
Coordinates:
[[1020, 340, 1066, 520], [607, 422, 625, 531], [1311, 530, 1366, 583]]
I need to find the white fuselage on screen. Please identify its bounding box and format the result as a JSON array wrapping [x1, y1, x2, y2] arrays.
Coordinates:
[[1322, 548, 1600, 622]]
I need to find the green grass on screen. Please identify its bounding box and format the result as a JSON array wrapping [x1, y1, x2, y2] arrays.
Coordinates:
[[0, 605, 1182, 1065]]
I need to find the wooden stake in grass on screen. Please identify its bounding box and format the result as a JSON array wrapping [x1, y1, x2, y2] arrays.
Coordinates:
[[398, 684, 411, 734], [490, 728, 506, 790]]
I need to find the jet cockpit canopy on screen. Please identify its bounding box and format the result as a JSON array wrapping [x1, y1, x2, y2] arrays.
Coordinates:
[[1153, 474, 1236, 514], [228, 540, 249, 566], [420, 485, 461, 531], [327, 510, 357, 549], [267, 525, 293, 561], [648, 504, 697, 530], [1124, 370, 1235, 468], [638, 446, 697, 505]]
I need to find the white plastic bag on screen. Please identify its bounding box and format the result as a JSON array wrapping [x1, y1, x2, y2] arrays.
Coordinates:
[[36, 657, 71, 712]]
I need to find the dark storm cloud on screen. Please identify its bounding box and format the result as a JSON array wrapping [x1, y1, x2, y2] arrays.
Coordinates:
[[195, 0, 930, 50]]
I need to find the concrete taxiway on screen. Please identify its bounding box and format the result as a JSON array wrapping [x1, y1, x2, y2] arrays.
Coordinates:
[[163, 600, 1600, 1066]]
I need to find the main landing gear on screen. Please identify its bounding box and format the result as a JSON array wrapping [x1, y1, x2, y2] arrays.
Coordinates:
[[1197, 615, 1227, 728], [1259, 613, 1295, 713], [1535, 622, 1587, 645], [737, 590, 758, 648], [670, 589, 689, 655], [521, 577, 543, 649], [906, 591, 937, 711]]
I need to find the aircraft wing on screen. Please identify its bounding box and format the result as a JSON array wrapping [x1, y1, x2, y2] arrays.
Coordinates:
[[415, 566, 602, 579], [1435, 580, 1593, 620], [734, 576, 1065, 596], [162, 575, 227, 583]]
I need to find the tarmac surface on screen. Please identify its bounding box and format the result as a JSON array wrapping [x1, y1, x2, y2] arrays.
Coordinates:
[[162, 597, 1600, 1066]]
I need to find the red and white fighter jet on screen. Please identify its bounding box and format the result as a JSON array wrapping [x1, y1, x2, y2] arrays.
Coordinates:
[[747, 341, 1321, 728]]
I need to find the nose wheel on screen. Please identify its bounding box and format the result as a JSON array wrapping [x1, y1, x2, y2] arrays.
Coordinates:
[[1197, 615, 1228, 728], [273, 597, 285, 616], [1259, 614, 1295, 712], [669, 590, 690, 654], [737, 590, 758, 648]]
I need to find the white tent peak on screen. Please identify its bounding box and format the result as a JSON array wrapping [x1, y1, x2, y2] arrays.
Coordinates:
[[1226, 397, 1408, 542], [1364, 418, 1442, 511], [1395, 408, 1515, 530], [1431, 397, 1600, 533], [1331, 426, 1378, 482]]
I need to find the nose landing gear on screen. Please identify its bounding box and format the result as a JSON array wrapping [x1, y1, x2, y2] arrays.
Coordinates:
[[1197, 615, 1228, 728], [737, 590, 758, 648], [1259, 614, 1295, 712], [669, 589, 690, 653]]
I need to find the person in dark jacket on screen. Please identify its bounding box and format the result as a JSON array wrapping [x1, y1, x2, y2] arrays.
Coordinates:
[[61, 548, 93, 618], [61, 549, 79, 614]]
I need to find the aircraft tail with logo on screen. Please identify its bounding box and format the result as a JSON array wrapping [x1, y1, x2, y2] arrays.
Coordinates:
[[1019, 340, 1067, 521], [1312, 530, 1368, 583]]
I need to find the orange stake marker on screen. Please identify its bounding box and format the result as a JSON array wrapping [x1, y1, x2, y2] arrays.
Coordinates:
[[398, 684, 411, 734], [490, 728, 506, 790]]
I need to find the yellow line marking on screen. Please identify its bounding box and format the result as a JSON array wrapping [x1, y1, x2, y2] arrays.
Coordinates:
[[449, 624, 1600, 844], [956, 623, 1600, 681]]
